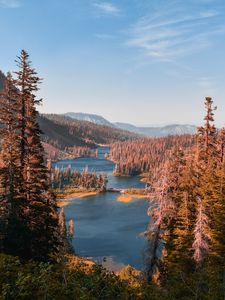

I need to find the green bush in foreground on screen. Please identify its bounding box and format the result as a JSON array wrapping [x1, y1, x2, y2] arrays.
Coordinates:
[[0, 254, 138, 300], [1, 254, 223, 300]]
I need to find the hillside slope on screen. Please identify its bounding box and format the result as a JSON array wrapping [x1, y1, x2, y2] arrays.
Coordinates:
[[64, 111, 196, 137], [40, 114, 139, 150], [65, 112, 115, 127], [38, 115, 95, 149], [0, 73, 139, 157]]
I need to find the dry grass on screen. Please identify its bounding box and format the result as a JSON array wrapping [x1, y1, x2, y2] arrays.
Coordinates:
[[117, 193, 148, 203], [57, 191, 98, 207]]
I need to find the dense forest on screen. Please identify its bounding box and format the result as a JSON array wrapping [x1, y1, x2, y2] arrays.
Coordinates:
[[109, 134, 195, 180], [43, 143, 97, 161], [51, 165, 107, 192], [0, 52, 225, 299], [142, 97, 225, 298]]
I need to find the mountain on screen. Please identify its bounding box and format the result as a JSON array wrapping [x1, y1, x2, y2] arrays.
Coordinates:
[[114, 122, 197, 137], [114, 122, 143, 134], [0, 72, 139, 158], [65, 112, 115, 128], [40, 114, 139, 150], [0, 71, 196, 140], [38, 115, 96, 149], [64, 112, 196, 137]]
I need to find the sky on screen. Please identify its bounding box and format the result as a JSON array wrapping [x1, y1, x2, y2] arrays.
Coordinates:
[[0, 0, 225, 126]]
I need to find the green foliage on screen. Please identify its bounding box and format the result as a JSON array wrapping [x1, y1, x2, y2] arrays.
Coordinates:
[[0, 254, 139, 300]]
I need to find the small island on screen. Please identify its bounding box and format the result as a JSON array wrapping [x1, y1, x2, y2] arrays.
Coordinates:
[[117, 188, 149, 203], [50, 166, 108, 207]]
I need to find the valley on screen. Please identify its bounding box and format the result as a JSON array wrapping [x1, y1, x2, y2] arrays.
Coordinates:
[[55, 147, 149, 270]]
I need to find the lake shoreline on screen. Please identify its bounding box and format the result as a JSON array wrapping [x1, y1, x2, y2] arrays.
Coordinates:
[[55, 147, 149, 270], [117, 193, 148, 203], [57, 187, 149, 207], [57, 190, 100, 207]]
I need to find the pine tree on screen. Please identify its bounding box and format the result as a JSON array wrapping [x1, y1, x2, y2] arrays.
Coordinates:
[[0, 51, 62, 261], [58, 208, 67, 238], [68, 219, 74, 243], [218, 128, 225, 163], [0, 73, 27, 256], [13, 50, 61, 261], [145, 163, 175, 281], [197, 97, 218, 162], [192, 198, 210, 265]]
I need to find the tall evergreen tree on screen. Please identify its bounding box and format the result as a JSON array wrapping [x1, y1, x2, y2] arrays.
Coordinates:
[[13, 50, 61, 260], [0, 73, 27, 256], [0, 51, 62, 261], [158, 97, 225, 297]]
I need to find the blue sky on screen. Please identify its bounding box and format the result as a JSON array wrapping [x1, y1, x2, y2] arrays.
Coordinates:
[[0, 0, 225, 126]]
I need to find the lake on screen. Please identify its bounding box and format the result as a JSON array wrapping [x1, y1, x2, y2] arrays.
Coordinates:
[[55, 147, 149, 271]]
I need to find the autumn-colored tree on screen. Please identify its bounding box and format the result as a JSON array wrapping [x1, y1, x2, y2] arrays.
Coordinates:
[[0, 51, 62, 261], [0, 73, 28, 256], [143, 97, 225, 299], [13, 50, 61, 260]]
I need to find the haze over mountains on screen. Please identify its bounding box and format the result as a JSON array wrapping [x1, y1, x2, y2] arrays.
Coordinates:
[[65, 112, 115, 128], [65, 112, 197, 137], [0, 72, 196, 144], [40, 114, 139, 149]]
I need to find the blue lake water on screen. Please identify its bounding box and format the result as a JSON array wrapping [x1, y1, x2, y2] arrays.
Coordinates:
[[55, 147, 149, 270]]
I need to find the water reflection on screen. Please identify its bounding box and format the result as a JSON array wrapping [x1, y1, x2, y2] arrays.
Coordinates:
[[56, 147, 149, 270]]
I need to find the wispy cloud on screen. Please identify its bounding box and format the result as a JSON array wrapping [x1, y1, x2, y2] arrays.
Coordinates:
[[196, 77, 216, 93], [126, 2, 225, 62], [93, 2, 120, 16], [94, 33, 115, 40], [0, 0, 21, 8]]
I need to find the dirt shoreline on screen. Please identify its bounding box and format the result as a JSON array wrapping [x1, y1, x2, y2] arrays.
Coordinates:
[[117, 193, 148, 203], [57, 191, 99, 207]]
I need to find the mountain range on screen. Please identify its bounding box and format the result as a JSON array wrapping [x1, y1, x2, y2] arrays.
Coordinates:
[[65, 112, 115, 128], [0, 71, 196, 149], [40, 114, 139, 149], [65, 112, 197, 137]]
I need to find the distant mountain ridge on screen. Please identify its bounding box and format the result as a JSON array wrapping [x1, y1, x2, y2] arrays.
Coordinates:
[[65, 112, 116, 128], [41, 114, 139, 149], [0, 71, 196, 138], [115, 122, 197, 137], [65, 112, 197, 137]]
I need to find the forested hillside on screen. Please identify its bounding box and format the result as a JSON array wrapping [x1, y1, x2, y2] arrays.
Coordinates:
[[42, 114, 139, 149], [0, 71, 140, 159], [64, 112, 197, 137], [109, 134, 195, 179], [38, 115, 96, 149]]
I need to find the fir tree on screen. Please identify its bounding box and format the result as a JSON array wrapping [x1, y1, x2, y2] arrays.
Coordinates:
[[0, 51, 62, 261], [192, 198, 210, 265], [14, 50, 61, 261], [0, 73, 27, 256]]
